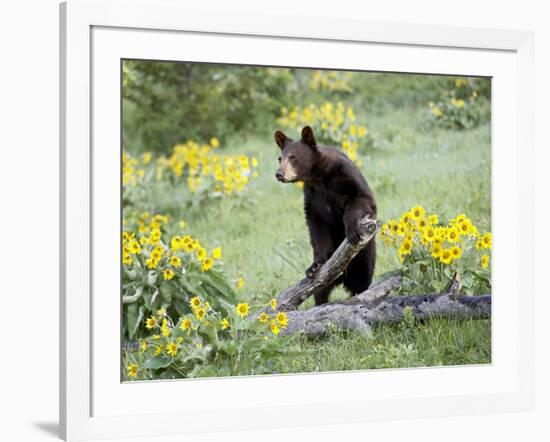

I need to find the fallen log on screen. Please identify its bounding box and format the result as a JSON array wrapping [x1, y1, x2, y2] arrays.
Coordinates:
[[280, 292, 491, 336]]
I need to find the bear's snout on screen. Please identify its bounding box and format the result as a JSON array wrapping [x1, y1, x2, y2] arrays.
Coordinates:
[[275, 171, 284, 182]]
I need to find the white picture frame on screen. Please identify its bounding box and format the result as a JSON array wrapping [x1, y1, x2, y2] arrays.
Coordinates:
[[60, 0, 534, 440]]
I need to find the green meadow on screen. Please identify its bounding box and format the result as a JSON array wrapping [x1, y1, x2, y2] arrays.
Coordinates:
[[122, 64, 491, 379]]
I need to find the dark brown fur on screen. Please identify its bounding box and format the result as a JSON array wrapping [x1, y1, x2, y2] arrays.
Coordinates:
[[274, 126, 377, 305]]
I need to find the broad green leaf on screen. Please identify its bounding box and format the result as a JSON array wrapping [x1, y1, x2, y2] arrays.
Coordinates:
[[144, 355, 172, 369], [126, 303, 139, 339]]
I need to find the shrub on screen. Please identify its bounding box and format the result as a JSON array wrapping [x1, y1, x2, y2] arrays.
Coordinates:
[[123, 61, 293, 152], [122, 138, 260, 209], [380, 206, 492, 295], [124, 295, 295, 380], [309, 70, 353, 93], [121, 212, 240, 340], [276, 101, 374, 164], [428, 77, 490, 130]]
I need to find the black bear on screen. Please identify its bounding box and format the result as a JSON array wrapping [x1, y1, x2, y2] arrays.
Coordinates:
[[274, 126, 377, 305]]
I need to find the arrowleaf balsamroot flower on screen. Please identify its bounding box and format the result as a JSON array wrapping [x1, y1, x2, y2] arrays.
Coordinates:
[[179, 318, 192, 332], [200, 257, 214, 272], [166, 341, 178, 357], [127, 363, 139, 378], [194, 307, 206, 321], [236, 303, 249, 318], [211, 247, 222, 260], [190, 297, 202, 310], [145, 316, 157, 330], [276, 311, 289, 329], [235, 276, 244, 290], [270, 320, 280, 336], [258, 312, 270, 324], [163, 268, 175, 280]]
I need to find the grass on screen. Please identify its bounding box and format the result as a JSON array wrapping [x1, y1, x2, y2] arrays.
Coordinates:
[[276, 318, 491, 373], [140, 103, 492, 372]]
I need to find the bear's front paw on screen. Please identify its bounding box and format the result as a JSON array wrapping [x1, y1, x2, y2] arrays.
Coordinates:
[[346, 225, 362, 245], [305, 262, 323, 279]]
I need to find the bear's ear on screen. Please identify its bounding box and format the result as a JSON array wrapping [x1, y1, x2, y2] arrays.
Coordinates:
[[274, 130, 291, 150], [301, 126, 317, 148]]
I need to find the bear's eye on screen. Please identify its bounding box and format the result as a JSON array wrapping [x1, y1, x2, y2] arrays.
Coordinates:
[[289, 155, 297, 163], [278, 156, 281, 163]]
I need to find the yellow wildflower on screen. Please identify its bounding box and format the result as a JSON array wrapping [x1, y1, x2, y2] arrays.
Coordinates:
[[447, 226, 460, 243], [481, 232, 492, 249], [196, 247, 207, 261], [211, 247, 222, 260], [450, 246, 462, 260], [190, 296, 202, 310], [431, 106, 443, 117], [431, 243, 443, 258], [201, 257, 214, 272], [416, 217, 428, 231], [236, 303, 249, 318], [457, 219, 473, 236], [170, 236, 183, 251], [145, 316, 157, 330], [127, 363, 138, 378], [423, 226, 436, 242], [139, 340, 147, 353], [481, 254, 490, 269], [276, 311, 288, 329], [270, 320, 280, 336], [169, 255, 182, 268], [150, 228, 161, 245], [235, 276, 244, 290], [163, 268, 175, 280], [179, 317, 192, 332], [194, 307, 206, 321], [166, 341, 178, 357], [440, 249, 453, 265], [411, 206, 425, 220], [145, 257, 158, 269], [128, 240, 141, 254], [398, 239, 413, 256], [161, 319, 170, 337], [122, 253, 132, 266]]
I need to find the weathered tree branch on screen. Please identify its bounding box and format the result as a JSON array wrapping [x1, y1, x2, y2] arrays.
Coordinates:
[[344, 273, 403, 304], [279, 292, 491, 336], [271, 216, 378, 312]]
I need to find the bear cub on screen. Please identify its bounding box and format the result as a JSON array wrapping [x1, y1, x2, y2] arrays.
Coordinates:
[[274, 125, 377, 305]]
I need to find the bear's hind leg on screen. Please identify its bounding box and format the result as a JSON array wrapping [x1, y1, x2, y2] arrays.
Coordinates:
[[314, 286, 332, 306], [343, 240, 376, 295], [313, 275, 343, 306]]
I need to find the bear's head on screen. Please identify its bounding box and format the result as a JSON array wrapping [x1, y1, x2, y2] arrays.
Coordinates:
[[274, 126, 319, 183]]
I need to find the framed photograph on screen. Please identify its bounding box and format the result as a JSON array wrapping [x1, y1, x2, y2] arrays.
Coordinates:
[[60, 0, 534, 440]]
